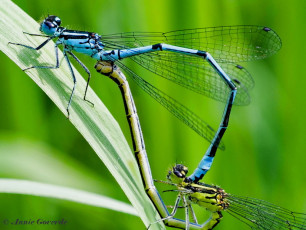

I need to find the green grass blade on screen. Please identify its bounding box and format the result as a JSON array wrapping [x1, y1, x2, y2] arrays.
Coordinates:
[[0, 1, 164, 229], [0, 179, 138, 216]]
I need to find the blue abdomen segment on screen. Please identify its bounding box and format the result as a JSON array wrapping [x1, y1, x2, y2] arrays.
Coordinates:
[[188, 155, 214, 182], [97, 43, 202, 61]]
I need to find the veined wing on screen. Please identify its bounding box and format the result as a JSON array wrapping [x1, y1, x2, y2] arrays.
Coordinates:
[[130, 53, 253, 105], [102, 39, 254, 105], [227, 194, 306, 229], [101, 25, 282, 63], [112, 59, 225, 150]]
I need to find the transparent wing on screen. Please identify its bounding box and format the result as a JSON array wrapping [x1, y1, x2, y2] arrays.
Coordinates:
[[101, 25, 282, 105], [101, 25, 282, 62], [130, 53, 253, 105], [112, 59, 225, 150], [227, 194, 306, 229], [97, 26, 281, 146], [102, 40, 254, 105]]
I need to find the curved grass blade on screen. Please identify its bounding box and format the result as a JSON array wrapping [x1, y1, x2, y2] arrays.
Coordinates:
[[0, 179, 137, 216], [0, 1, 163, 229]]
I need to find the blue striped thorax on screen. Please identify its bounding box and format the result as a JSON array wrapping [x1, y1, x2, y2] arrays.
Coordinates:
[[39, 15, 105, 56]]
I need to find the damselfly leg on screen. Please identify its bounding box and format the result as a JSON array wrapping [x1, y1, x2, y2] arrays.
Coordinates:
[[154, 164, 306, 230], [8, 32, 93, 116]]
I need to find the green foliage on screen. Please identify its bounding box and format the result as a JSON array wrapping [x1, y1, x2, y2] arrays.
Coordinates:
[[0, 0, 305, 229], [0, 1, 162, 229]]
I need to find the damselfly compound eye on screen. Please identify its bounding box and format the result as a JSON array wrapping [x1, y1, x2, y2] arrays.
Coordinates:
[[46, 15, 61, 27], [53, 16, 61, 26]]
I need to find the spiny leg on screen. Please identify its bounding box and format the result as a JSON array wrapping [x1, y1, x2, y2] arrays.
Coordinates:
[[23, 32, 50, 37], [162, 193, 181, 221], [8, 31, 60, 71], [66, 51, 94, 106], [63, 51, 77, 118], [8, 35, 55, 51], [9, 36, 75, 117], [147, 194, 182, 229], [182, 195, 190, 230], [189, 203, 198, 225], [9, 37, 60, 72], [26, 43, 60, 71], [166, 205, 185, 208]]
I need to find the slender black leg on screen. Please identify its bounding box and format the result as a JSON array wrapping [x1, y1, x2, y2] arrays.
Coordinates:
[[23, 43, 60, 71], [23, 32, 49, 37], [9, 37, 74, 117], [63, 51, 77, 118], [8, 34, 58, 71], [66, 51, 94, 106], [8, 35, 54, 51]]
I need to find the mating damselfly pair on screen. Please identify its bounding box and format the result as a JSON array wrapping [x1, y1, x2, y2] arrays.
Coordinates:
[[9, 15, 306, 229], [96, 62, 306, 230]]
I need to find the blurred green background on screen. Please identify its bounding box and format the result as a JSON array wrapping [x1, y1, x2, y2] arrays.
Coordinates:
[[0, 0, 305, 229]]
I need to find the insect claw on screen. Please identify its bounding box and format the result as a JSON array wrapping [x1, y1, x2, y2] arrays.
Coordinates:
[[23, 66, 34, 71], [66, 108, 70, 119], [84, 97, 94, 107]]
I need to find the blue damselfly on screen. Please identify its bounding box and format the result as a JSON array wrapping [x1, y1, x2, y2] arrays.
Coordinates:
[[9, 16, 281, 153]]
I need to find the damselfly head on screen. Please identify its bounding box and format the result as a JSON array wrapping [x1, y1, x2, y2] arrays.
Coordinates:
[[40, 15, 61, 36], [167, 164, 189, 184]]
